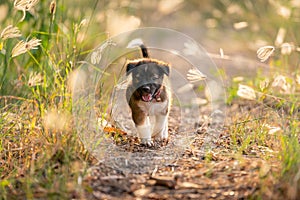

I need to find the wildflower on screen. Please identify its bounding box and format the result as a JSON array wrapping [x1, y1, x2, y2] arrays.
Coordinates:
[[28, 71, 43, 86], [257, 46, 275, 62], [12, 38, 42, 58], [14, 0, 39, 21], [272, 75, 291, 92], [237, 84, 256, 100], [187, 68, 207, 83], [281, 43, 295, 55], [0, 25, 22, 40]]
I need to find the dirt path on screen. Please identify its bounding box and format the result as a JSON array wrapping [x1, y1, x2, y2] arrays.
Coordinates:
[[84, 102, 282, 199]]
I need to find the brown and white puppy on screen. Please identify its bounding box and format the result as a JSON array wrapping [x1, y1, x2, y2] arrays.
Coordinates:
[[126, 45, 171, 146]]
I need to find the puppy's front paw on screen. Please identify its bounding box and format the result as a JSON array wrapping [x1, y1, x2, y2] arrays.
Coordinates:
[[140, 138, 154, 147], [154, 127, 168, 141], [153, 135, 165, 142], [154, 135, 169, 145]]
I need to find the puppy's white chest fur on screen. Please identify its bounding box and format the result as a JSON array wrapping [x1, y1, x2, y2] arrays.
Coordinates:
[[137, 100, 168, 116]]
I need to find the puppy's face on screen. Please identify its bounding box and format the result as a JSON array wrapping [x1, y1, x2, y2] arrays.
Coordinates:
[[127, 60, 169, 102]]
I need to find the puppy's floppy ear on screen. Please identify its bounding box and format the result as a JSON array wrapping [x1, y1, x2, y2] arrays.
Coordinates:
[[159, 64, 170, 76], [126, 62, 136, 75]]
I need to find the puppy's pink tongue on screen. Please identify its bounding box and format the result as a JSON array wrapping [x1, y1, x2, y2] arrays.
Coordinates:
[[142, 94, 152, 102]]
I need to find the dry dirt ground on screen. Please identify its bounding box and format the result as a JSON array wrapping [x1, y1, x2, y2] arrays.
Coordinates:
[[83, 101, 282, 200]]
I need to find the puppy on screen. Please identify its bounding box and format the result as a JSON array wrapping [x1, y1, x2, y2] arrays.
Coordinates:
[[126, 44, 171, 146]]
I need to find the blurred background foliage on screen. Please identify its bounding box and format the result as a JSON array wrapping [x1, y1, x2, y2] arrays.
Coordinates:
[[1, 0, 299, 98]]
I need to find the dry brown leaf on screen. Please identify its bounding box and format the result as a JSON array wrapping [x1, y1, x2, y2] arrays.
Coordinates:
[[103, 126, 127, 135]]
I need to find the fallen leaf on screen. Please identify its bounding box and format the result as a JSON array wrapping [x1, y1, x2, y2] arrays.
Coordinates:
[[104, 126, 127, 135]]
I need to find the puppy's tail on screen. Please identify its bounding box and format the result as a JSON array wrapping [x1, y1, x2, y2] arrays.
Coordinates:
[[127, 38, 149, 58], [139, 44, 149, 58]]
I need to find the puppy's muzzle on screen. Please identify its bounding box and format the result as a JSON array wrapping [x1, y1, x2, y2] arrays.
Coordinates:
[[141, 85, 151, 93], [139, 84, 161, 102], [139, 85, 154, 102]]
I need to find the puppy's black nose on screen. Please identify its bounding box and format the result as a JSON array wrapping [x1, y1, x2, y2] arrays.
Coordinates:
[[141, 86, 151, 93]]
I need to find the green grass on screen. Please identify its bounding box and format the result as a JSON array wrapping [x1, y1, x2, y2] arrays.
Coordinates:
[[0, 0, 300, 199]]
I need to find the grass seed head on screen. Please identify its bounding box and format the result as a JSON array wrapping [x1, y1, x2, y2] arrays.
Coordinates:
[[187, 68, 207, 83], [257, 46, 275, 62], [49, 0, 56, 15], [11, 40, 27, 57], [271, 75, 291, 93], [14, 0, 39, 21], [237, 84, 256, 100], [28, 72, 43, 87], [14, 0, 39, 11], [12, 38, 41, 58], [0, 25, 22, 40]]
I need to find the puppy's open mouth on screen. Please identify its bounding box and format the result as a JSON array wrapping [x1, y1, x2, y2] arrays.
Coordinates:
[[141, 93, 153, 102]]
